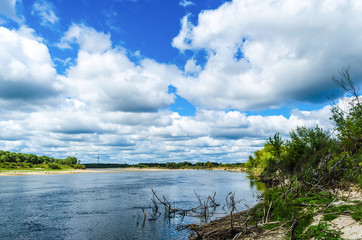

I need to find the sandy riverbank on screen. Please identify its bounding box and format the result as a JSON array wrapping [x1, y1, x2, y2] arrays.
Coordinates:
[[0, 168, 186, 176], [188, 186, 362, 240]]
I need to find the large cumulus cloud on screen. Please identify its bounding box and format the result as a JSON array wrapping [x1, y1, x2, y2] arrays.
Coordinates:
[[173, 0, 362, 111], [60, 24, 178, 112], [0, 26, 61, 110]]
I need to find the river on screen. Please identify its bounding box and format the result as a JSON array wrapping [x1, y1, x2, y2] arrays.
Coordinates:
[[0, 170, 263, 240]]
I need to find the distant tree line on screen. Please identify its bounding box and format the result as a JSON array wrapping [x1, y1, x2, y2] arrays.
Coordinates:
[[0, 151, 83, 169], [84, 161, 243, 169]]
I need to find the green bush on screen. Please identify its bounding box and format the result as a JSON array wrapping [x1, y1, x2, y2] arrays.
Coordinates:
[[8, 162, 16, 169], [48, 163, 61, 169], [25, 163, 33, 168], [351, 208, 362, 222], [72, 164, 86, 169], [263, 188, 301, 221], [322, 214, 338, 221], [294, 192, 333, 205], [0, 162, 9, 168]]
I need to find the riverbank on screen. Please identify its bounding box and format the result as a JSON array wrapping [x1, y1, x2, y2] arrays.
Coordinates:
[[186, 183, 362, 240], [0, 167, 187, 176]]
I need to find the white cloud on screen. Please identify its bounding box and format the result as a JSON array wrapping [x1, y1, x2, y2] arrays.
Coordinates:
[[0, 0, 22, 23], [32, 0, 59, 25], [63, 49, 178, 112], [57, 24, 112, 53], [56, 24, 181, 113], [179, 0, 195, 8], [172, 0, 362, 111], [184, 58, 201, 74], [0, 96, 335, 163], [0, 26, 61, 108]]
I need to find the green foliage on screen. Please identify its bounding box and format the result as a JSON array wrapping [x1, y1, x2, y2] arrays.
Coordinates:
[[8, 162, 16, 168], [245, 125, 337, 181], [47, 163, 61, 169], [165, 162, 177, 169], [263, 188, 300, 221], [294, 191, 333, 205], [245, 144, 274, 172], [331, 99, 361, 155], [72, 164, 86, 169], [84, 161, 241, 169], [284, 125, 332, 174], [245, 101, 360, 186], [351, 208, 362, 222], [323, 203, 362, 223], [302, 222, 342, 240], [262, 222, 282, 230], [322, 214, 338, 221], [64, 156, 78, 165], [267, 132, 284, 159], [245, 155, 256, 169], [0, 150, 80, 170], [330, 67, 362, 154], [294, 214, 314, 238]]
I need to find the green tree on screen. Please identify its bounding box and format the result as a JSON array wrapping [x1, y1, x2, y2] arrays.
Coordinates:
[[284, 125, 332, 174], [166, 162, 177, 169], [330, 67, 361, 154], [267, 132, 284, 159], [64, 156, 78, 165], [205, 161, 214, 169]]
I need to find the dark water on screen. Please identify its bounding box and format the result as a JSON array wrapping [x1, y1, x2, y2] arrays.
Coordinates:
[[0, 170, 263, 240]]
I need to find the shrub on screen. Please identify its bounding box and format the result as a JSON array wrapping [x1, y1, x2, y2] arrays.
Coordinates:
[[48, 163, 61, 169], [302, 222, 342, 240], [8, 162, 16, 169], [72, 164, 86, 169]]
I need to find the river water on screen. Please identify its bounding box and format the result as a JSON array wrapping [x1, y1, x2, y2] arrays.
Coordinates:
[[0, 170, 263, 240]]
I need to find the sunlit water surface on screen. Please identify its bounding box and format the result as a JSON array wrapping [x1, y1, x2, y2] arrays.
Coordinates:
[[0, 170, 263, 240]]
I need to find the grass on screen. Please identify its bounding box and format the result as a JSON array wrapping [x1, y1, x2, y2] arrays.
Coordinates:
[[322, 214, 338, 221], [301, 222, 343, 240], [294, 191, 334, 205], [323, 203, 362, 223]]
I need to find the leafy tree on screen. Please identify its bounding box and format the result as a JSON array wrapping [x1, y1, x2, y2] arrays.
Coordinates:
[[245, 155, 256, 169], [267, 132, 284, 159], [166, 162, 177, 169], [330, 67, 361, 154], [245, 144, 273, 171], [205, 161, 214, 169], [64, 156, 78, 165], [284, 125, 332, 174]]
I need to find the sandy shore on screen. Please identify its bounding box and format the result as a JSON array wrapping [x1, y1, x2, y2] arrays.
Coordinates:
[[0, 168, 185, 176]]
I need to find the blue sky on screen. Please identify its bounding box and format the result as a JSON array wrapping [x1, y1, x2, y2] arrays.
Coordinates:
[[0, 0, 361, 163]]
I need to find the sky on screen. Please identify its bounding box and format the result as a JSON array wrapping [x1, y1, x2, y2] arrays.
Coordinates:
[[0, 0, 361, 164]]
